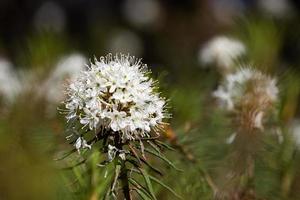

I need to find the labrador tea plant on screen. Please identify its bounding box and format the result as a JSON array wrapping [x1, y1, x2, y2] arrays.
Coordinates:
[[59, 53, 179, 200]]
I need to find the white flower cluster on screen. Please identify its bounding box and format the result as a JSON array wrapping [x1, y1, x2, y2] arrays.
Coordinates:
[[65, 54, 167, 140], [199, 36, 246, 70], [213, 68, 278, 111], [214, 67, 278, 131]]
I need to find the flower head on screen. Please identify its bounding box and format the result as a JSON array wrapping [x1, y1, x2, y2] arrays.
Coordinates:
[[213, 67, 278, 130], [199, 36, 246, 71], [64, 54, 167, 140], [213, 68, 278, 110]]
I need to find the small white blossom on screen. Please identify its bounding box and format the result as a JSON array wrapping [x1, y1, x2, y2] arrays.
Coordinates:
[[107, 144, 127, 161], [199, 36, 246, 71], [107, 144, 118, 161], [74, 137, 91, 152], [119, 152, 126, 160], [65, 54, 167, 140]]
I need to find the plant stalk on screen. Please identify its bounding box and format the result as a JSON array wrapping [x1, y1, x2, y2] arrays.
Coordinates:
[[121, 160, 131, 200]]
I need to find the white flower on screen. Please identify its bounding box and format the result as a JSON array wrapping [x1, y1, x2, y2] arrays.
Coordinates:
[[74, 137, 91, 152], [123, 0, 161, 28], [213, 67, 278, 111], [258, 0, 293, 18], [65, 54, 167, 140], [34, 1, 66, 33], [107, 144, 127, 161], [199, 36, 246, 70], [213, 86, 234, 110], [43, 53, 86, 104], [107, 144, 118, 161], [0, 58, 21, 104]]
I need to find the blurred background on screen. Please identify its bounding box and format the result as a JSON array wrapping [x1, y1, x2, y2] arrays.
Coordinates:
[[1, 0, 300, 199]]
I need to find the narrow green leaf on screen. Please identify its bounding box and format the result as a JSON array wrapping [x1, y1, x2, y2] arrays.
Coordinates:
[[140, 158, 163, 176], [62, 159, 86, 170], [139, 168, 157, 200], [111, 164, 121, 192], [135, 188, 153, 200], [148, 175, 182, 199], [130, 169, 181, 199], [54, 149, 77, 161], [144, 148, 182, 171], [73, 166, 85, 187], [155, 140, 176, 151], [129, 178, 154, 200], [147, 141, 161, 154]]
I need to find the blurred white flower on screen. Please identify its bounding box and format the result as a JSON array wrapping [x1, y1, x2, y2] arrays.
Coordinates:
[[0, 58, 21, 104], [65, 53, 168, 140], [123, 0, 161, 28], [258, 0, 293, 18], [214, 67, 278, 132], [210, 0, 245, 24], [199, 36, 246, 71], [214, 67, 279, 137], [213, 68, 278, 111], [107, 30, 143, 56], [43, 53, 86, 105], [34, 1, 66, 32]]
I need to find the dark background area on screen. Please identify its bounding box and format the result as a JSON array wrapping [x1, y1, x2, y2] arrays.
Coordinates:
[[1, 0, 300, 72]]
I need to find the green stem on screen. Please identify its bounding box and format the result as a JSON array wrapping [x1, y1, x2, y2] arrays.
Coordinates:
[[120, 160, 131, 200], [114, 132, 131, 200]]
